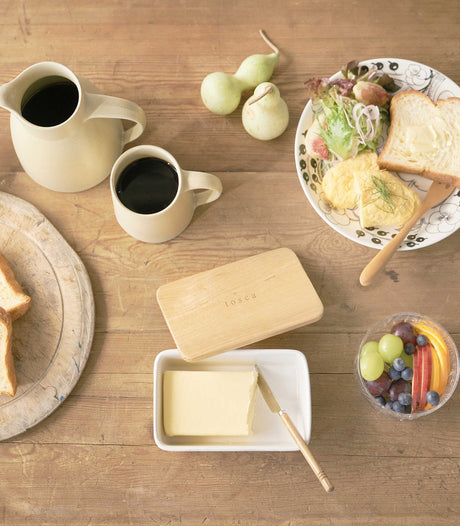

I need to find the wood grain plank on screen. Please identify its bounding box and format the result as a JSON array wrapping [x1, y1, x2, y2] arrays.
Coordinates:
[[0, 444, 458, 525]]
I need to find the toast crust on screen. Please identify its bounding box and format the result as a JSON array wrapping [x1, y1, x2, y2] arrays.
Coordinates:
[[377, 90, 460, 189], [0, 306, 16, 397], [0, 252, 31, 321]]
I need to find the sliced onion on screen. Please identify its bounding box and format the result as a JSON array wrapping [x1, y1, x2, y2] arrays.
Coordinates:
[[351, 103, 381, 144]]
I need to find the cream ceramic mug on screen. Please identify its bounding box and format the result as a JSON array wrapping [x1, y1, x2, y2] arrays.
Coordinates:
[[110, 145, 223, 243]]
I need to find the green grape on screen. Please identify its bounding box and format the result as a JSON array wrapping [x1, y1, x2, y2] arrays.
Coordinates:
[[378, 333, 403, 364], [360, 350, 384, 381], [360, 341, 379, 358]]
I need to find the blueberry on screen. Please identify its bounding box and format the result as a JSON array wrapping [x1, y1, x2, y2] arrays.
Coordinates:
[[401, 367, 413, 381], [404, 342, 415, 355], [385, 401, 394, 411], [398, 392, 412, 406], [388, 367, 401, 380], [393, 357, 406, 371], [416, 334, 428, 346], [426, 390, 440, 406], [375, 395, 386, 406], [392, 401, 404, 413]]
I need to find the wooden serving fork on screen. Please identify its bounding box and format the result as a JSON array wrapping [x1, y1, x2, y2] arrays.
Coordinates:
[[360, 181, 454, 286]]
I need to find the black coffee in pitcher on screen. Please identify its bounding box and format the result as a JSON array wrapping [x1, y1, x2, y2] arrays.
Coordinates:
[[116, 157, 179, 215], [21, 76, 79, 127]]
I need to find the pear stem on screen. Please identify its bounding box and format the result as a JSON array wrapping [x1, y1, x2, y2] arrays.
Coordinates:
[[259, 29, 279, 55], [249, 85, 273, 105]]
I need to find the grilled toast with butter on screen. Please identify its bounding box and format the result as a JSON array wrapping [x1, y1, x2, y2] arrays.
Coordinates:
[[377, 90, 460, 188]]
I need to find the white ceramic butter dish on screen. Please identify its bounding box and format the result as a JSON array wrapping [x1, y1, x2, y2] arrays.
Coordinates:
[[153, 348, 311, 451]]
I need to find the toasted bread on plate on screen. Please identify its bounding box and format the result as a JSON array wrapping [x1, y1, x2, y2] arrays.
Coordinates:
[[0, 306, 16, 397], [0, 252, 31, 321], [377, 90, 460, 188]]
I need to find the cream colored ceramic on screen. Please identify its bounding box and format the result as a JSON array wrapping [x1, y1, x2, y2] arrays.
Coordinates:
[[0, 62, 146, 192], [110, 145, 222, 243]]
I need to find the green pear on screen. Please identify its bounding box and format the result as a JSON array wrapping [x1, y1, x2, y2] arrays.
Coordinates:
[[201, 72, 246, 115], [242, 82, 289, 140], [200, 30, 280, 115]]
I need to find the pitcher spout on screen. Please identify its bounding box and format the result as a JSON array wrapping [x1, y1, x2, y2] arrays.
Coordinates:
[[0, 67, 37, 117], [0, 79, 18, 114]]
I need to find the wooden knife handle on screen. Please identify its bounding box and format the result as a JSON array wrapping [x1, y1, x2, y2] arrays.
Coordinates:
[[279, 411, 334, 493]]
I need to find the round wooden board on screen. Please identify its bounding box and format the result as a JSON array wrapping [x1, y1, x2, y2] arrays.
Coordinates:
[[0, 191, 94, 440]]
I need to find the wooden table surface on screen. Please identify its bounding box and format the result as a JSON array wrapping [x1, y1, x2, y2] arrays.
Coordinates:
[[1, 0, 459, 524]]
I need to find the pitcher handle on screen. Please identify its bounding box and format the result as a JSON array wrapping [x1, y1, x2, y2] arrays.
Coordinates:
[[182, 170, 223, 207], [85, 93, 146, 145]]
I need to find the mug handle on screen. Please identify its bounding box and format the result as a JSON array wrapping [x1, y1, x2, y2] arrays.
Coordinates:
[[182, 170, 223, 207], [85, 93, 146, 145]]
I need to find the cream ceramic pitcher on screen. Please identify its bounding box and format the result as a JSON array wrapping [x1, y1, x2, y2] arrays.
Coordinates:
[[0, 62, 146, 192]]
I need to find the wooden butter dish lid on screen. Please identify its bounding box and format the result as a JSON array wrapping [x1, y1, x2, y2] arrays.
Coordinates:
[[156, 248, 323, 362]]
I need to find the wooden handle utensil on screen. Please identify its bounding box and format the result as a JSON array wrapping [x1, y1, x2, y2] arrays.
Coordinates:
[[256, 367, 334, 493], [279, 411, 334, 493], [360, 181, 454, 287]]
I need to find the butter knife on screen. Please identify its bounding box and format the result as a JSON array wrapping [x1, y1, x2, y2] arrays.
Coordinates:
[[256, 367, 334, 493]]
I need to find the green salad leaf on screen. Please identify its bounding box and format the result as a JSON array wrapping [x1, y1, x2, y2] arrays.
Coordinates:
[[319, 98, 358, 160], [305, 61, 395, 161]]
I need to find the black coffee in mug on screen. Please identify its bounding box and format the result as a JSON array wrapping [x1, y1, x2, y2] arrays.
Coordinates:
[[21, 76, 79, 127], [116, 157, 179, 214]]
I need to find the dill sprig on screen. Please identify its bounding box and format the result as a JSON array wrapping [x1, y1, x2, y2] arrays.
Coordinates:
[[362, 175, 407, 213]]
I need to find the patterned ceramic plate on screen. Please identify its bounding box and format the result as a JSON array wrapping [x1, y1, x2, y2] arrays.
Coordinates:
[[295, 58, 460, 250]]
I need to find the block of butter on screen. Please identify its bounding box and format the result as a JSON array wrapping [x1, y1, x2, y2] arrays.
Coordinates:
[[163, 370, 258, 436]]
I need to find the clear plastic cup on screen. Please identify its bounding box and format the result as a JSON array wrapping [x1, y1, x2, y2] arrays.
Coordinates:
[[355, 312, 459, 420]]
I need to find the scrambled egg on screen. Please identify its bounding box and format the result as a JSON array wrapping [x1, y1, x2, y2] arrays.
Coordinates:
[[322, 152, 421, 228]]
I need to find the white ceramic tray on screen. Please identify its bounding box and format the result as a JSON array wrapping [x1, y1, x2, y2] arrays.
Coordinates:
[[153, 348, 311, 451]]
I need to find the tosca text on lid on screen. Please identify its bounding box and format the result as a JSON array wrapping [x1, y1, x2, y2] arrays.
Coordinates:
[[156, 247, 324, 362]]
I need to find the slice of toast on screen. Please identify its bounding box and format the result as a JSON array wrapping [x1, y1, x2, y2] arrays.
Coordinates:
[[0, 252, 31, 321], [377, 90, 460, 188], [0, 307, 16, 397]]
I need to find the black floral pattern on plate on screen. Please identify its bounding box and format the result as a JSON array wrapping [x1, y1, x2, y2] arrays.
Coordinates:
[[296, 58, 460, 250]]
